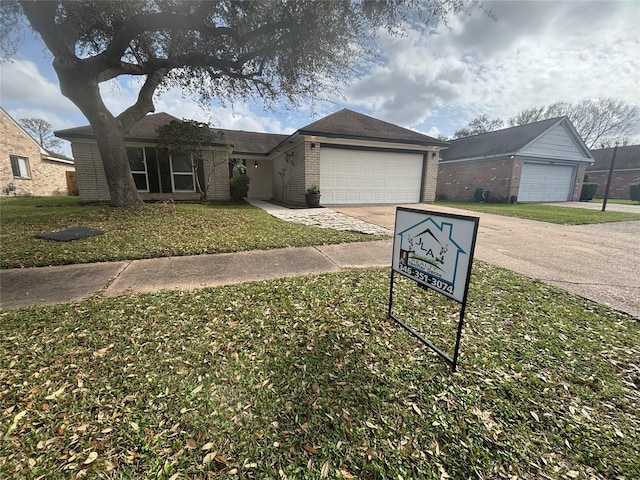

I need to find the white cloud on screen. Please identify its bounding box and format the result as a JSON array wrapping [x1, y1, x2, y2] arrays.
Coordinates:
[[342, 0, 640, 140], [0, 59, 77, 114], [5, 1, 639, 144]]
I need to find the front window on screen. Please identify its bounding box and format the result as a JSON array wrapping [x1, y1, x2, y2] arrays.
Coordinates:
[[170, 152, 195, 192], [126, 147, 149, 192], [10, 155, 30, 178]]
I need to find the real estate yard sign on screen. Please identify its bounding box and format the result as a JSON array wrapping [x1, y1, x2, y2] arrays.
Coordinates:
[[388, 207, 479, 371]]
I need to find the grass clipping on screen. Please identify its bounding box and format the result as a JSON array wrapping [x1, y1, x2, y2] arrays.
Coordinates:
[[1, 264, 638, 479]]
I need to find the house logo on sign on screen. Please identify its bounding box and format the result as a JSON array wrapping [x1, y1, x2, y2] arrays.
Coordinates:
[[397, 217, 466, 285]]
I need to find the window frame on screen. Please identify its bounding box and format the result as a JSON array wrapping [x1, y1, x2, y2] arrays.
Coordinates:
[[10, 155, 31, 179], [126, 147, 150, 192], [169, 151, 196, 193]]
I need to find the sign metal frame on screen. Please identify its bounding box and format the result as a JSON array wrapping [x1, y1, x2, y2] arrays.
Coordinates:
[[387, 207, 479, 371]]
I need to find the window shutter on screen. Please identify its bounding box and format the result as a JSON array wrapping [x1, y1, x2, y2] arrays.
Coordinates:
[[10, 155, 20, 176]]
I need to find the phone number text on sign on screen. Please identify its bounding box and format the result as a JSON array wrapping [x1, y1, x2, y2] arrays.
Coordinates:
[[396, 263, 454, 295]]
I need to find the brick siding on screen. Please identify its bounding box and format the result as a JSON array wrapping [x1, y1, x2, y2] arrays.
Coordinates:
[[272, 141, 307, 207], [70, 140, 231, 203], [437, 156, 516, 203], [586, 169, 640, 199], [421, 151, 439, 202], [1, 110, 74, 197]]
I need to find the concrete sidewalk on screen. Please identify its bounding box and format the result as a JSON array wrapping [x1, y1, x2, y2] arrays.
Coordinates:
[[0, 240, 392, 310]]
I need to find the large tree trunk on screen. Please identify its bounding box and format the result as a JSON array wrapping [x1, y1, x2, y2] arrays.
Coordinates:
[[55, 66, 144, 207], [20, 1, 145, 207], [90, 112, 144, 207]]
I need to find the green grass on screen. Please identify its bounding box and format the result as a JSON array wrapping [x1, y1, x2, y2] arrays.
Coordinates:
[[435, 201, 640, 224], [0, 197, 386, 269], [1, 265, 638, 479], [591, 198, 639, 205]]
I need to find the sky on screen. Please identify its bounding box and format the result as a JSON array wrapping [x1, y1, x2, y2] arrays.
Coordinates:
[[1, 0, 639, 158]]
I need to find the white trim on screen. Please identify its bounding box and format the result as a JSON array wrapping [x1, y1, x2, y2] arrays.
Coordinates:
[[126, 147, 150, 192], [169, 152, 196, 192]]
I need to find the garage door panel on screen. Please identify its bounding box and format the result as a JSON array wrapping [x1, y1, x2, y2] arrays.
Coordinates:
[[519, 163, 574, 202], [361, 178, 373, 188], [320, 149, 423, 204]]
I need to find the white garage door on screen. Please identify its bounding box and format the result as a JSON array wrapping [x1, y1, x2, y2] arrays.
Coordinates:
[[519, 162, 575, 202], [320, 148, 423, 204]]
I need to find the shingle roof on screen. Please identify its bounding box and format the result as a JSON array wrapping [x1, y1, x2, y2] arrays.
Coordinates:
[[218, 129, 288, 155], [441, 117, 565, 161], [56, 112, 287, 155], [298, 108, 447, 147], [587, 145, 640, 171], [55, 108, 446, 155], [55, 112, 181, 141]]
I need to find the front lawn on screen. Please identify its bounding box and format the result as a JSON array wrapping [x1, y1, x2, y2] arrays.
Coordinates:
[[591, 198, 639, 205], [435, 201, 640, 224], [0, 197, 386, 268], [1, 266, 638, 479]]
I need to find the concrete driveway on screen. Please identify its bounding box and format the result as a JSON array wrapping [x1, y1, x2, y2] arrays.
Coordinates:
[[330, 203, 640, 319]]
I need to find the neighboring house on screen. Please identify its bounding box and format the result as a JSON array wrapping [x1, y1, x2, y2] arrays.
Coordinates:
[[437, 117, 594, 203], [586, 145, 640, 199], [56, 108, 447, 206], [1, 107, 75, 197]]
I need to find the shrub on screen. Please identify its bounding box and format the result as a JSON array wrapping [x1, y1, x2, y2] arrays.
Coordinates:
[[630, 183, 640, 202], [580, 182, 598, 201], [230, 174, 250, 202]]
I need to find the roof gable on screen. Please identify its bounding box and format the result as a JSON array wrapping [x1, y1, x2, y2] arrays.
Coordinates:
[[518, 120, 592, 161], [588, 145, 640, 171], [298, 108, 447, 147], [1, 106, 48, 155], [441, 117, 564, 161], [2, 107, 74, 163]]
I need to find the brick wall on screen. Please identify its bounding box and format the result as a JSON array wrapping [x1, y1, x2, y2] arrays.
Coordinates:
[[304, 140, 320, 192], [421, 151, 439, 203], [586, 169, 640, 199], [70, 142, 111, 202], [272, 141, 307, 206], [437, 156, 516, 202], [70, 141, 232, 203], [1, 110, 73, 196], [572, 163, 589, 201], [203, 148, 232, 201]]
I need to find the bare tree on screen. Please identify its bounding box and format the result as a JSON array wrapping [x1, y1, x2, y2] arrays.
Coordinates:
[[453, 114, 504, 139], [19, 117, 62, 152], [508, 98, 639, 148], [1, 0, 488, 207]]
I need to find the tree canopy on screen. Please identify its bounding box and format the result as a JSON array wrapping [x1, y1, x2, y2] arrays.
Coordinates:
[[453, 114, 504, 139], [1, 0, 485, 206]]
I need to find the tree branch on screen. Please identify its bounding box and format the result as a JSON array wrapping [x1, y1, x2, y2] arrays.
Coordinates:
[[117, 68, 169, 133]]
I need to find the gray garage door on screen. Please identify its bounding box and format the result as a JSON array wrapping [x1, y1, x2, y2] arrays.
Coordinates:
[[519, 162, 575, 202]]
